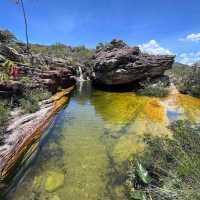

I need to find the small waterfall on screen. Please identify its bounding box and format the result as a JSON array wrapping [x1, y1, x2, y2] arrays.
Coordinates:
[[78, 66, 84, 82]]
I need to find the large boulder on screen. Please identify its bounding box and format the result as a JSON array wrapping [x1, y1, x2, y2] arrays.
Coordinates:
[[93, 39, 175, 86]]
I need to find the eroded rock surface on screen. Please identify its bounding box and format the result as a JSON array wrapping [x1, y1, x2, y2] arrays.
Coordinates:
[[93, 39, 175, 86], [0, 44, 23, 62]]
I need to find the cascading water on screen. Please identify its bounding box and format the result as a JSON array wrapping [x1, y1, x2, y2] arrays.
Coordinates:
[[78, 66, 84, 82]]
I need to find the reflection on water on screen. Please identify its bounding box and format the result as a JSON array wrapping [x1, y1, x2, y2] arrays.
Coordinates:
[[7, 82, 200, 200]]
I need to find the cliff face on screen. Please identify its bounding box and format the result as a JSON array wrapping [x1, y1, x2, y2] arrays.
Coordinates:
[[93, 39, 175, 86], [0, 44, 76, 96]]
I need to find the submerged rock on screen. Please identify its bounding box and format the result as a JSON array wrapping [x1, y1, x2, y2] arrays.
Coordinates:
[[93, 39, 175, 87], [49, 195, 61, 200], [45, 171, 65, 192], [32, 176, 43, 191]]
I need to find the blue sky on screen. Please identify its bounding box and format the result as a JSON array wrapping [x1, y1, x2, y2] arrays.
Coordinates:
[[1, 0, 200, 64]]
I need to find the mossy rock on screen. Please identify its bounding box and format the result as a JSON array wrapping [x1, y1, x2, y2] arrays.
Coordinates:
[[45, 171, 65, 192], [49, 195, 61, 200], [32, 175, 43, 191]]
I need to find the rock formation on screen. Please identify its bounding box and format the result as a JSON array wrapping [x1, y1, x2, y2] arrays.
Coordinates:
[[93, 39, 175, 87], [0, 46, 76, 95], [0, 43, 23, 62]]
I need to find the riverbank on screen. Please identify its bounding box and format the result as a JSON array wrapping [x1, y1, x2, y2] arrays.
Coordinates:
[[0, 86, 74, 196]]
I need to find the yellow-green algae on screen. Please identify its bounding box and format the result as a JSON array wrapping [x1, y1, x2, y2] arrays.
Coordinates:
[[8, 83, 200, 200], [45, 171, 65, 192]]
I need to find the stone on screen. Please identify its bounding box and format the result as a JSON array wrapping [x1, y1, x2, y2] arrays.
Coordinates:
[[93, 39, 175, 87], [49, 195, 61, 200], [0, 81, 23, 96], [32, 175, 43, 191], [45, 171, 65, 192], [0, 43, 23, 62]]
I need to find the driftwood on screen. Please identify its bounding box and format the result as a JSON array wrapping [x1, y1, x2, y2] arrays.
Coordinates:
[[0, 86, 74, 181]]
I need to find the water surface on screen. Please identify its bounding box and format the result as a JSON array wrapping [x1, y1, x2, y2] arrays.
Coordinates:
[[7, 82, 200, 200]]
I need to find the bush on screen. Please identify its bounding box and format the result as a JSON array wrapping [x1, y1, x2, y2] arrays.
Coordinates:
[[137, 82, 169, 97], [171, 63, 200, 98], [0, 102, 9, 144], [126, 120, 200, 200], [19, 76, 34, 88], [0, 29, 16, 44], [19, 97, 39, 114], [19, 88, 51, 113]]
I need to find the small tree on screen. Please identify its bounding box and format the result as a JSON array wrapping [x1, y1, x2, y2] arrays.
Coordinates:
[[15, 0, 30, 53]]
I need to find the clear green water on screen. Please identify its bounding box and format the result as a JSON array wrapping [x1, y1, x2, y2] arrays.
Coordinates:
[[7, 82, 200, 200]]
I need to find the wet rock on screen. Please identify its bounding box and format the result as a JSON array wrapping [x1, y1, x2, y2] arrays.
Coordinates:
[[45, 171, 65, 192], [49, 195, 61, 200], [93, 39, 175, 87], [32, 176, 43, 191]]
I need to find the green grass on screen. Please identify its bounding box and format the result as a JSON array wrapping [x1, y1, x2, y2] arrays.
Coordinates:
[[126, 120, 200, 200]]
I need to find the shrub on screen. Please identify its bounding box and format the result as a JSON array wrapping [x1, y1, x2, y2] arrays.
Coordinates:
[[19, 88, 51, 114], [171, 63, 200, 98], [19, 97, 39, 114], [137, 82, 169, 97], [0, 29, 16, 44], [19, 76, 34, 87], [0, 102, 9, 144], [126, 120, 200, 200]]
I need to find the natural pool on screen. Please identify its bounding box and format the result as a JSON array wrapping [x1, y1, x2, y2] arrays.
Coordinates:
[[6, 81, 200, 200]]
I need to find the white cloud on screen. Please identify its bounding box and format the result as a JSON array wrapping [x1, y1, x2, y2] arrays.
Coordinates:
[[139, 40, 173, 55], [181, 33, 200, 42], [178, 51, 200, 65], [186, 33, 200, 41]]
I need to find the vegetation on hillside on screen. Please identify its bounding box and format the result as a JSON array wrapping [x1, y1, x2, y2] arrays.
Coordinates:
[[126, 120, 200, 200], [169, 62, 200, 98], [137, 81, 169, 98], [0, 29, 16, 44], [0, 102, 9, 144], [19, 88, 51, 114]]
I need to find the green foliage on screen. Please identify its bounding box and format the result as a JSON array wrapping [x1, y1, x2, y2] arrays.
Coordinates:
[[19, 97, 39, 114], [130, 190, 147, 200], [137, 82, 169, 97], [0, 60, 15, 82], [170, 63, 200, 98], [136, 161, 151, 185], [19, 88, 51, 113], [127, 120, 200, 200], [0, 102, 9, 144], [0, 29, 16, 44], [30, 43, 94, 65], [2, 60, 13, 72], [19, 76, 34, 87], [0, 73, 9, 82]]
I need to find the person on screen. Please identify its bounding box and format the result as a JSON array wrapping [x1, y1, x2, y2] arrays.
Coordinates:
[[10, 64, 18, 80]]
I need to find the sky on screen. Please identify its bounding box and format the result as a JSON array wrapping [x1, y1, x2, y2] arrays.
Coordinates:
[[0, 0, 200, 64]]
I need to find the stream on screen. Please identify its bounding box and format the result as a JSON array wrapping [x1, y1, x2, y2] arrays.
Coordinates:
[[6, 81, 200, 200]]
